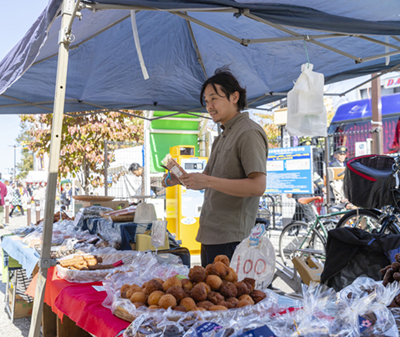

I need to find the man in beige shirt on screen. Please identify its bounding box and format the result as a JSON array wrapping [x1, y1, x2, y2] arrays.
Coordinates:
[[164, 68, 268, 266]]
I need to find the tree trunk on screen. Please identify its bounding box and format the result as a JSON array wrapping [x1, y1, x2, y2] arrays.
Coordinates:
[[83, 157, 90, 194]]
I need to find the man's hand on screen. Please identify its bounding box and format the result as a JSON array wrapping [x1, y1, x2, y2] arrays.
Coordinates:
[[180, 173, 209, 190], [161, 172, 181, 187]]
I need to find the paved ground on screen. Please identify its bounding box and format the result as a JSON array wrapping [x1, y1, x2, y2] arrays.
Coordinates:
[[0, 209, 294, 336]]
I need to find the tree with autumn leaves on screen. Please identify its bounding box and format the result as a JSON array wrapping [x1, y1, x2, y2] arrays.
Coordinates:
[[20, 111, 144, 193]]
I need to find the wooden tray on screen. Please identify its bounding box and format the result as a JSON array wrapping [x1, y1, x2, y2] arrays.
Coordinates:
[[100, 212, 135, 223], [72, 195, 115, 202]]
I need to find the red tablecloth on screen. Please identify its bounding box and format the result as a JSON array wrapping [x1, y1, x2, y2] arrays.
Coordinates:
[[26, 267, 130, 337]]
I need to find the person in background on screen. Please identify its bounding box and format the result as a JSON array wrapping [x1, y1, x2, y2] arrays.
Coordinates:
[[0, 173, 7, 228], [129, 163, 145, 195], [4, 180, 12, 204], [33, 182, 46, 211], [163, 68, 269, 266], [329, 146, 349, 206], [26, 183, 33, 197], [61, 184, 72, 211], [330, 146, 348, 167], [9, 183, 24, 217], [20, 183, 30, 210]]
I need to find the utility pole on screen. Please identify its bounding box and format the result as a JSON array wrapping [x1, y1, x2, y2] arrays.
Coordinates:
[[371, 74, 383, 154], [13, 145, 16, 181]]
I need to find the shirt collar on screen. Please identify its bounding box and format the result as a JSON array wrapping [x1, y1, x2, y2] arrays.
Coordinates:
[[220, 111, 248, 130]]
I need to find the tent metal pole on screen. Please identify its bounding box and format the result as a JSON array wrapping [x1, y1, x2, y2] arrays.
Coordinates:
[[144, 111, 153, 202], [104, 140, 108, 196], [244, 12, 362, 62], [361, 49, 400, 63], [0, 94, 53, 112], [171, 11, 242, 44], [391, 36, 400, 43], [356, 36, 400, 51], [247, 33, 348, 44], [83, 3, 238, 13], [28, 1, 75, 337], [339, 61, 400, 96], [185, 14, 208, 79], [33, 14, 132, 67]]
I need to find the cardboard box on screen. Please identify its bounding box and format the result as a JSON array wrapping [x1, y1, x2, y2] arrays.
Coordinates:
[[7, 289, 33, 319], [136, 233, 170, 251], [74, 200, 129, 213]]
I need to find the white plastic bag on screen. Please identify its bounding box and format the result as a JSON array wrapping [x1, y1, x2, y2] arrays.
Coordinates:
[[287, 63, 327, 137], [230, 224, 276, 289], [288, 63, 324, 116]]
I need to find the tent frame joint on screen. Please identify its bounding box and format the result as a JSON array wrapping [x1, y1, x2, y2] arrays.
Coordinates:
[[38, 258, 57, 269]]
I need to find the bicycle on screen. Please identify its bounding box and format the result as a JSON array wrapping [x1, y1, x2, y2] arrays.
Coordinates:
[[336, 154, 400, 235], [278, 196, 351, 268], [335, 206, 400, 234]]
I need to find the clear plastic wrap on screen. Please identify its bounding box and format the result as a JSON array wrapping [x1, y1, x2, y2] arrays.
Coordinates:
[[11, 226, 36, 236], [120, 276, 400, 337], [151, 220, 168, 248], [333, 277, 400, 336], [267, 282, 336, 336], [22, 230, 43, 247], [95, 217, 122, 249], [79, 205, 114, 219], [56, 248, 141, 283], [117, 287, 278, 332]]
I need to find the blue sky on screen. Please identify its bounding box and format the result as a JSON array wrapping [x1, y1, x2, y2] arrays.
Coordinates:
[[0, 0, 49, 177]]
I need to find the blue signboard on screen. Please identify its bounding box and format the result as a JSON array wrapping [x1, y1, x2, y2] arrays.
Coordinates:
[[266, 146, 313, 194]]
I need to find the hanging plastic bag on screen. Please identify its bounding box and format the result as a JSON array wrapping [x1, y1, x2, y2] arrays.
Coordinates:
[[287, 63, 324, 116], [287, 63, 327, 137]]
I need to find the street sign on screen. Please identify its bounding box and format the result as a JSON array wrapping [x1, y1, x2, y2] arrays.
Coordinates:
[[266, 146, 313, 194]]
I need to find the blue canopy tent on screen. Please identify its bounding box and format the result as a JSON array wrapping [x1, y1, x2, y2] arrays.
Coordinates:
[[1, 1, 400, 335], [1, 0, 400, 115]]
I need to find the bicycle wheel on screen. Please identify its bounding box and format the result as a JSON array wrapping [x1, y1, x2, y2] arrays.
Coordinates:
[[279, 221, 326, 268], [335, 209, 384, 233]]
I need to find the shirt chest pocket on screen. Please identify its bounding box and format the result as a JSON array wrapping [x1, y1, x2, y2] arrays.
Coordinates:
[[214, 148, 242, 177]]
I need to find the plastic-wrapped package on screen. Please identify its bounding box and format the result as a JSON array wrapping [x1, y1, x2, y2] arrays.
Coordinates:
[[56, 247, 141, 283], [389, 308, 400, 333], [95, 217, 122, 249], [122, 291, 279, 337], [333, 277, 400, 336], [22, 230, 43, 247], [11, 226, 36, 236], [103, 251, 189, 309], [161, 154, 187, 185], [79, 205, 114, 220], [267, 282, 336, 336], [151, 220, 168, 248], [116, 285, 278, 329]]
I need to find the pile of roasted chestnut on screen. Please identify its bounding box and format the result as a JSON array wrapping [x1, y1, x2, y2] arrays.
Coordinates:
[[120, 255, 266, 312]]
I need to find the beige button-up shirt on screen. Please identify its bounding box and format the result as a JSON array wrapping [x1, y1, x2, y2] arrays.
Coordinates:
[[196, 112, 269, 245]]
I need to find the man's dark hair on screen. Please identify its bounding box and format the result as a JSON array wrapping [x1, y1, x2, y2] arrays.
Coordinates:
[[129, 163, 142, 172], [200, 67, 247, 111]]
